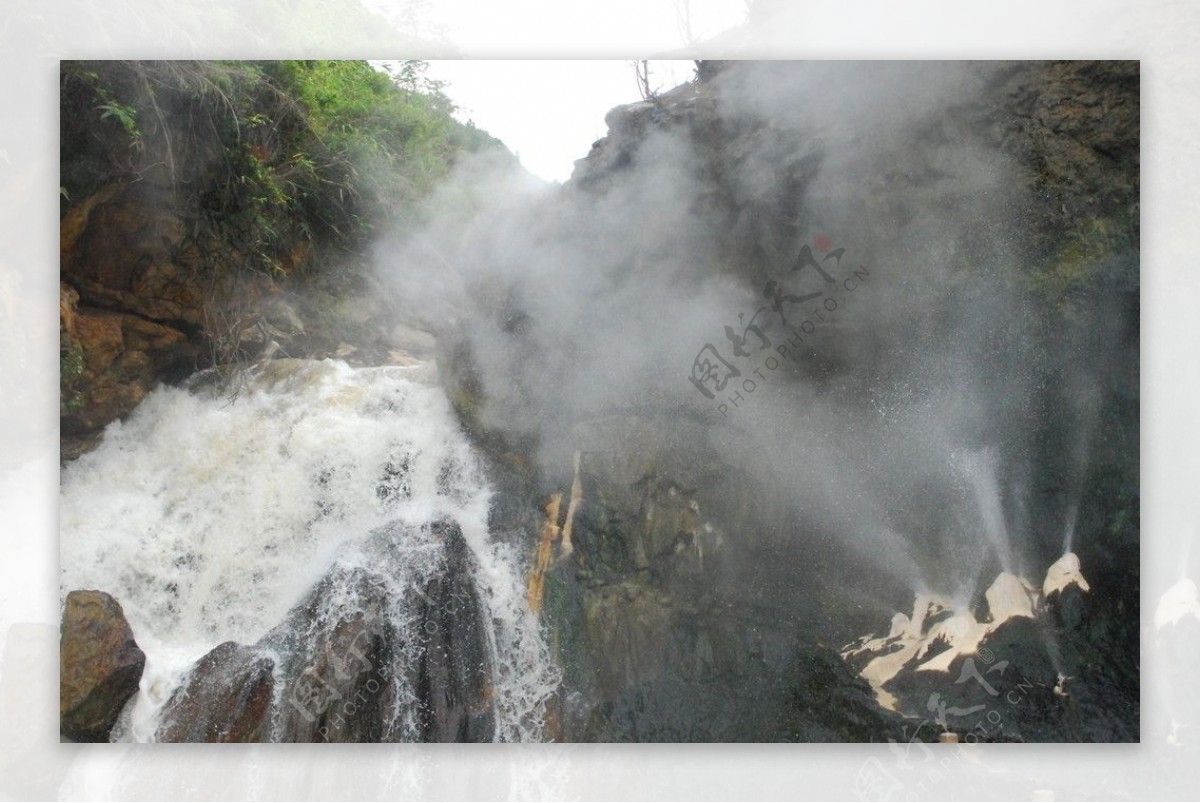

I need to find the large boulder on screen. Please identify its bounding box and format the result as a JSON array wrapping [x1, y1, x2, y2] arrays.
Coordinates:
[[147, 520, 499, 744], [413, 520, 496, 742], [155, 642, 275, 743], [264, 523, 497, 743], [60, 590, 146, 742], [266, 568, 398, 743]]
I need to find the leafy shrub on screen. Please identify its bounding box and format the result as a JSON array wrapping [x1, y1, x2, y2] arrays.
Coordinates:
[[60, 59, 509, 279]]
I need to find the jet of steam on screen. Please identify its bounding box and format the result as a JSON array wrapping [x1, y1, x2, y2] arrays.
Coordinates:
[[958, 447, 1015, 573]]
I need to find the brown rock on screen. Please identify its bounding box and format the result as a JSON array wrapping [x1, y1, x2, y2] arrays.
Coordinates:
[[59, 183, 123, 275], [59, 299, 196, 440], [68, 185, 186, 296], [59, 282, 79, 336], [61, 183, 225, 329], [60, 590, 146, 742], [120, 314, 189, 354], [61, 376, 146, 437], [72, 310, 124, 375], [155, 642, 275, 743]]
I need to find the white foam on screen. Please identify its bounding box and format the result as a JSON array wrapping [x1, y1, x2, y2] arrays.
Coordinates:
[[60, 359, 558, 741]]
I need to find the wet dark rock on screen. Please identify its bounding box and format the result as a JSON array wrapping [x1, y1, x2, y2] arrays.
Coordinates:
[[217, 521, 490, 742], [155, 642, 274, 743], [877, 608, 1138, 743], [586, 675, 755, 742], [1045, 583, 1089, 631], [457, 60, 1136, 743], [60, 590, 146, 743], [414, 520, 496, 742], [782, 645, 903, 742], [582, 583, 674, 700], [262, 565, 400, 743], [1046, 574, 1139, 741]]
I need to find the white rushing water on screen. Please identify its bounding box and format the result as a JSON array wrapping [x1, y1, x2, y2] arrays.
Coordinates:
[[60, 359, 558, 742]]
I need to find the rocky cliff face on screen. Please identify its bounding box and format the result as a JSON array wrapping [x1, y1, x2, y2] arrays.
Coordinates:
[[438, 60, 1139, 741], [58, 171, 399, 458]]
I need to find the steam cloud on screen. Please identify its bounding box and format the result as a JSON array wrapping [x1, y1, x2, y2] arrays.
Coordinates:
[[374, 61, 1134, 620]]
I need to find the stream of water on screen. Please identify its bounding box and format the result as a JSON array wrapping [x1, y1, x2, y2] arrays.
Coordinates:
[[60, 359, 558, 742]]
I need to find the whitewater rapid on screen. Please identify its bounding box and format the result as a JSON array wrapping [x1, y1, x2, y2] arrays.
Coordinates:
[[60, 359, 558, 742]]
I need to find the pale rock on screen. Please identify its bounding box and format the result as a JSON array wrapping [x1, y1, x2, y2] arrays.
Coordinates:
[[1043, 552, 1091, 598], [986, 571, 1039, 622], [916, 611, 988, 673]]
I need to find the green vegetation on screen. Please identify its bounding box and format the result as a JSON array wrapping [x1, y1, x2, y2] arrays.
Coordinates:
[[60, 59, 508, 281], [1028, 212, 1139, 312], [59, 341, 86, 414], [60, 59, 512, 369]]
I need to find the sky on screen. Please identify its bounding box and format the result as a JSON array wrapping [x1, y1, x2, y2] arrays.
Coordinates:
[[423, 60, 701, 183], [362, 0, 749, 53], [362, 0, 752, 182]]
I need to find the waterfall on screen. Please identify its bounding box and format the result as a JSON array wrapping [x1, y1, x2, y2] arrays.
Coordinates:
[[60, 359, 559, 742]]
